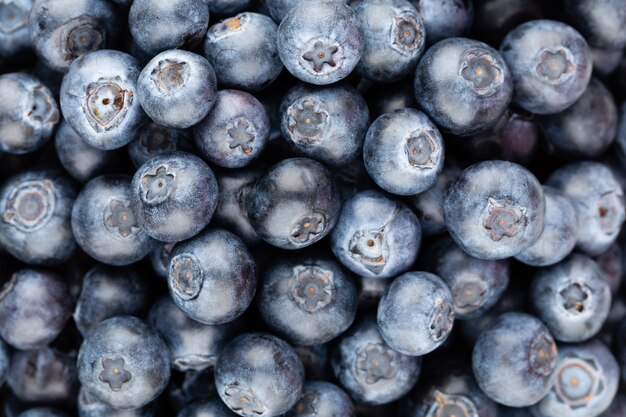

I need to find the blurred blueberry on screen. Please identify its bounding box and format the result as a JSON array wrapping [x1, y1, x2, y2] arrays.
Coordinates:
[[330, 189, 421, 279], [591, 47, 623, 77], [167, 228, 257, 324], [215, 332, 305, 417], [286, 381, 355, 417], [79, 387, 157, 417], [594, 243, 623, 295], [77, 316, 170, 409], [563, 0, 626, 50], [409, 0, 473, 44], [72, 175, 158, 265], [208, 0, 252, 16], [473, 0, 544, 45], [500, 20, 592, 114], [177, 399, 236, 417], [149, 241, 176, 281], [18, 409, 69, 417], [265, 0, 348, 22], [138, 49, 217, 129], [0, 0, 33, 60], [128, 122, 193, 169]]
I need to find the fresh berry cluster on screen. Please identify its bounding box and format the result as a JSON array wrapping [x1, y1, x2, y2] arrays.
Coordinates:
[[1, 0, 626, 417]]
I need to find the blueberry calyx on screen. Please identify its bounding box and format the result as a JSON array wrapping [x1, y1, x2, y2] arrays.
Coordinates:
[[554, 355, 603, 408], [103, 198, 140, 238], [150, 59, 189, 94], [287, 98, 329, 146], [290, 212, 326, 245], [98, 357, 132, 391], [405, 130, 438, 169], [64, 18, 105, 62], [302, 40, 339, 73], [535, 49, 575, 84], [84, 78, 132, 131], [223, 383, 267, 417], [290, 265, 335, 312], [227, 119, 256, 155], [355, 343, 398, 384], [482, 198, 528, 241], [391, 14, 422, 54], [529, 331, 557, 377], [3, 179, 55, 232], [428, 299, 454, 341], [459, 50, 504, 96], [559, 283, 589, 314], [169, 253, 203, 301], [0, 2, 26, 33], [140, 165, 175, 205], [425, 390, 479, 417]]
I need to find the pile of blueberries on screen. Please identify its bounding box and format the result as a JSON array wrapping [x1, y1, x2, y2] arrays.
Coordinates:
[[3, 0, 626, 416]]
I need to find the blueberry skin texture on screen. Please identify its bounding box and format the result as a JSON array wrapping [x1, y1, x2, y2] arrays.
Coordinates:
[[364, 109, 444, 195], [77, 316, 171, 409], [277, 1, 364, 85], [530, 254, 611, 343], [444, 160, 545, 260], [0, 73, 60, 155], [178, 399, 236, 417], [60, 50, 145, 150], [215, 332, 305, 417], [79, 388, 157, 417], [331, 315, 421, 405], [266, 0, 348, 22], [138, 50, 217, 129], [500, 20, 592, 115], [352, 0, 426, 83], [0, 269, 72, 350], [563, 0, 626, 50], [18, 410, 69, 417], [128, 0, 209, 56], [414, 37, 513, 136], [258, 254, 357, 346], [531, 339, 619, 417], [28, 0, 119, 72], [55, 120, 118, 183], [131, 151, 219, 242], [407, 162, 461, 236], [515, 186, 578, 267], [409, 0, 473, 45], [546, 162, 625, 256], [0, 338, 8, 388], [330, 189, 421, 279], [167, 228, 257, 325], [8, 347, 79, 404], [286, 381, 355, 417], [246, 158, 341, 250], [194, 90, 269, 169], [128, 122, 193, 169], [279, 83, 370, 167], [72, 175, 158, 265], [377, 271, 454, 355], [73, 264, 151, 336], [0, 170, 77, 265], [0, 0, 32, 60], [208, 0, 252, 16], [204, 13, 282, 91], [540, 78, 617, 158], [472, 312, 558, 407], [214, 167, 262, 246], [148, 296, 238, 372], [424, 237, 509, 320]]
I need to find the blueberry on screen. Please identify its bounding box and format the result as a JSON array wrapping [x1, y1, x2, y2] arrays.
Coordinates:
[[472, 312, 558, 407], [214, 167, 262, 246], [444, 160, 545, 260], [591, 47, 623, 77], [208, 0, 253, 16], [28, 0, 119, 72], [128, 122, 193, 169], [215, 332, 305, 417], [530, 254, 611, 343], [286, 381, 355, 417], [409, 0, 473, 44], [414, 37, 513, 136], [540, 78, 617, 158], [330, 189, 421, 279], [137, 49, 217, 129], [128, 0, 209, 56], [0, 170, 77, 265], [407, 162, 461, 236], [377, 271, 454, 355], [0, 338, 8, 388], [563, 0, 626, 50], [423, 236, 509, 320], [148, 295, 239, 372], [60, 50, 145, 150], [276, 1, 364, 85], [364, 108, 444, 195], [280, 83, 368, 167], [130, 151, 218, 242], [178, 399, 236, 417], [73, 264, 152, 336], [0, 73, 59, 154], [546, 161, 625, 256], [18, 409, 69, 417], [77, 316, 171, 409], [530, 339, 619, 417], [204, 13, 282, 91], [0, 269, 72, 350], [72, 175, 158, 265], [331, 315, 421, 405], [194, 90, 269, 168], [594, 243, 623, 295], [352, 0, 425, 83], [514, 186, 577, 267], [246, 158, 341, 250], [55, 121, 119, 183], [0, 0, 32, 60], [500, 20, 592, 114], [79, 387, 157, 417], [258, 253, 357, 345], [149, 241, 176, 281], [8, 347, 79, 405], [167, 228, 257, 324]]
